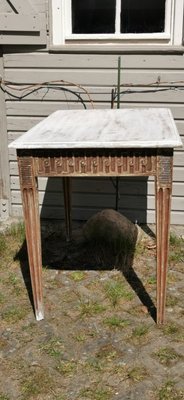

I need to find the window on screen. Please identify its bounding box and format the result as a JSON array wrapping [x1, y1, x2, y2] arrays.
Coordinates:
[[51, 0, 184, 46]]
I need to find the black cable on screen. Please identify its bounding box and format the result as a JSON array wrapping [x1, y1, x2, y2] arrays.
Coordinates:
[[0, 83, 87, 109]]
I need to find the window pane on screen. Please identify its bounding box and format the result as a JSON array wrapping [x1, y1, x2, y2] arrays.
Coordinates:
[[121, 0, 166, 33], [72, 0, 116, 34]]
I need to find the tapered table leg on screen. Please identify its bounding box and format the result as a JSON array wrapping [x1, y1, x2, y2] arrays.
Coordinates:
[[18, 156, 44, 321], [63, 177, 72, 241], [155, 151, 173, 324]]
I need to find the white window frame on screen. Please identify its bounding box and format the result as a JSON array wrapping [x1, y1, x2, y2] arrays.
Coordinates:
[[51, 0, 184, 46]]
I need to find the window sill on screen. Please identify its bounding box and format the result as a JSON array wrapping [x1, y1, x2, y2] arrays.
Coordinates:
[[49, 43, 184, 54]]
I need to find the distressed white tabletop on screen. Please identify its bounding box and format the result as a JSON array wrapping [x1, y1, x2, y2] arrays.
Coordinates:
[[9, 108, 182, 149]]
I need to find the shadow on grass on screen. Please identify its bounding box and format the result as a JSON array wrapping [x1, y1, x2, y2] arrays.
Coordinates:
[[15, 222, 156, 322]]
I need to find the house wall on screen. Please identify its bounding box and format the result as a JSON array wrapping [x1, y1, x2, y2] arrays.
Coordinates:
[[1, 0, 184, 224]]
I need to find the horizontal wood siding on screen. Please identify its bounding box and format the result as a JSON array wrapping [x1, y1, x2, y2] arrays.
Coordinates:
[[3, 51, 184, 224]]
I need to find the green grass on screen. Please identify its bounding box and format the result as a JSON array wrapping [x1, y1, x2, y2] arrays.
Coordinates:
[[162, 323, 180, 336], [2, 306, 28, 323], [132, 324, 149, 338], [7, 222, 25, 242], [166, 295, 179, 307], [103, 316, 130, 328], [70, 271, 85, 281], [21, 369, 52, 399], [155, 347, 180, 365], [79, 387, 112, 400], [127, 365, 148, 382], [40, 338, 64, 358], [56, 360, 76, 375], [104, 279, 133, 306], [78, 299, 106, 317], [157, 380, 184, 400], [146, 276, 156, 285], [0, 233, 7, 256], [169, 233, 184, 263], [84, 357, 103, 372], [0, 293, 5, 304], [0, 394, 10, 400]]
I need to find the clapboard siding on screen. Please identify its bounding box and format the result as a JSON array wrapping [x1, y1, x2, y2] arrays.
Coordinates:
[[10, 176, 184, 197], [5, 87, 184, 103], [4, 50, 184, 224], [4, 69, 184, 86], [4, 53, 184, 69]]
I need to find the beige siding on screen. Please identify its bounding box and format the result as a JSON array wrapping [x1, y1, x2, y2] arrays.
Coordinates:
[[3, 50, 184, 224]]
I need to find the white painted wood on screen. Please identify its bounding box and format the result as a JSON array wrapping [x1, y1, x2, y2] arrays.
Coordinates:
[[115, 0, 121, 35], [4, 53, 184, 70], [10, 176, 184, 196], [10, 203, 184, 225], [5, 68, 184, 85], [173, 0, 184, 45], [6, 103, 184, 120], [51, 0, 183, 45], [2, 42, 184, 225], [0, 52, 10, 219], [51, 0, 65, 45], [0, 14, 42, 32], [9, 108, 182, 149], [7, 0, 36, 14]]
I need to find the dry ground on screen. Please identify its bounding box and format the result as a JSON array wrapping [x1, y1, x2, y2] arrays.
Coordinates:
[[0, 220, 184, 400]]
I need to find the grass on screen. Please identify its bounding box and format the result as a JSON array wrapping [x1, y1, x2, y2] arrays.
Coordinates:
[[1, 305, 28, 323], [40, 338, 64, 358], [78, 299, 106, 317], [0, 222, 184, 400], [166, 295, 179, 307], [74, 333, 86, 342], [132, 324, 149, 338], [162, 323, 180, 336], [169, 233, 184, 263], [104, 279, 133, 306], [0, 233, 7, 256], [103, 316, 130, 328], [0, 395, 10, 400], [79, 387, 112, 400], [96, 344, 119, 362], [0, 222, 25, 265], [21, 368, 52, 399], [70, 271, 85, 281], [154, 347, 180, 365], [157, 380, 184, 400], [84, 357, 103, 372], [146, 276, 156, 285], [0, 293, 5, 304], [127, 365, 148, 382], [56, 360, 77, 375], [7, 222, 25, 242]]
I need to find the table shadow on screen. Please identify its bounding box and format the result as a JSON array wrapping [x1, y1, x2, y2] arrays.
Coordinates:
[[15, 221, 156, 323]]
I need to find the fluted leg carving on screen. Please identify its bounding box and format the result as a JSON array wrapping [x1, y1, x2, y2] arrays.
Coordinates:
[[155, 152, 173, 324], [18, 157, 44, 321]]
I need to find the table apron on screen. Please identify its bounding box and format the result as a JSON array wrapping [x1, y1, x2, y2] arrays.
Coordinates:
[[17, 149, 173, 188]]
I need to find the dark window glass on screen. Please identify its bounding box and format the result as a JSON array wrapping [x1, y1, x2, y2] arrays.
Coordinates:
[[121, 0, 166, 33], [72, 0, 116, 34]]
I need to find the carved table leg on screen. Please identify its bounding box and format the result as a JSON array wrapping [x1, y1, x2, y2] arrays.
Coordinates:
[[18, 156, 44, 321], [155, 151, 173, 324], [63, 177, 72, 241]]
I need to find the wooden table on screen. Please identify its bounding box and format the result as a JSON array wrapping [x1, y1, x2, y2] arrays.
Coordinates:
[[9, 108, 182, 323]]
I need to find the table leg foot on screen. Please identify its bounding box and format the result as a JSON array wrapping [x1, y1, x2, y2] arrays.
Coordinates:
[[36, 304, 44, 321]]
